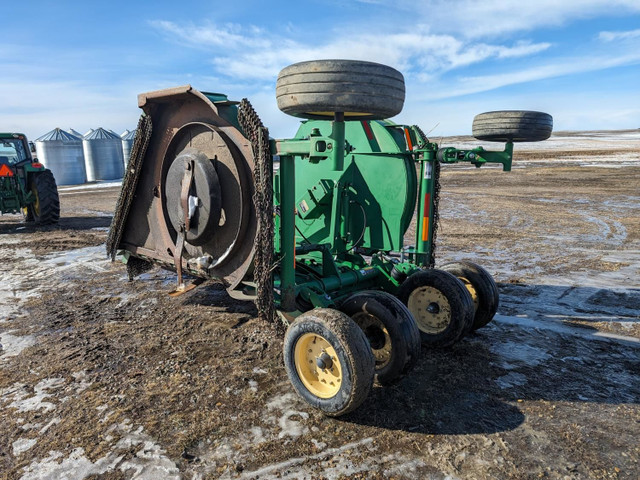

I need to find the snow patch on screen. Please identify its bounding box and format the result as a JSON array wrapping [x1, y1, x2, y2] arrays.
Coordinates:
[[58, 181, 122, 192], [0, 331, 37, 358], [277, 410, 310, 439], [13, 438, 37, 455], [19, 422, 179, 480], [496, 372, 528, 389], [491, 340, 551, 370], [7, 378, 65, 413]]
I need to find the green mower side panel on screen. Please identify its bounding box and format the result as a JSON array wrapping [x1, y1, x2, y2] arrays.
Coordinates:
[[276, 119, 417, 254]]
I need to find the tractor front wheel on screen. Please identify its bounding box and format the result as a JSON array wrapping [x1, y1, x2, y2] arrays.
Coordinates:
[[339, 290, 420, 386], [397, 269, 474, 348], [28, 170, 60, 225], [440, 261, 499, 331], [283, 308, 375, 416]]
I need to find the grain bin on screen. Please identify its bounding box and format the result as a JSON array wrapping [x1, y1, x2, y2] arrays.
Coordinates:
[[121, 129, 136, 166], [83, 128, 125, 181], [34, 128, 86, 185], [68, 128, 84, 138]]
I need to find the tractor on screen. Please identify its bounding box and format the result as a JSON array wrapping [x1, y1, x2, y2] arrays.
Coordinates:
[[107, 60, 552, 416], [0, 132, 60, 224]]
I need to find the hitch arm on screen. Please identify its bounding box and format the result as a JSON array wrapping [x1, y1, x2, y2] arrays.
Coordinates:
[[436, 142, 514, 171]]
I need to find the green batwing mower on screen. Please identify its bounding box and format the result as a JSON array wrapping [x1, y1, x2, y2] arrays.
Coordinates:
[[108, 60, 552, 416], [0, 132, 60, 225]]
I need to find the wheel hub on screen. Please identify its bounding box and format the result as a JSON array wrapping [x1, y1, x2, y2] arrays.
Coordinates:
[[294, 333, 342, 398], [353, 312, 392, 368], [315, 352, 333, 370], [407, 286, 452, 334]]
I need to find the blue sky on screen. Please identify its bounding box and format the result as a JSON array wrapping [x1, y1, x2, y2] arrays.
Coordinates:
[[2, 0, 639, 140]]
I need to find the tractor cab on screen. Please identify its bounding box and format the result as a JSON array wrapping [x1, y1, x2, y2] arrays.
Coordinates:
[[0, 134, 32, 164]]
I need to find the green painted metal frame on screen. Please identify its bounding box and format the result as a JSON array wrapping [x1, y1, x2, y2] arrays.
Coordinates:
[[268, 116, 514, 316]]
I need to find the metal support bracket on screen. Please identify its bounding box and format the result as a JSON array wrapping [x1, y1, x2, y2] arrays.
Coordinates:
[[174, 158, 195, 292]]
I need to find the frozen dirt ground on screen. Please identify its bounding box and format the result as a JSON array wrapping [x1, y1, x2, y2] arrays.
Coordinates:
[[0, 131, 639, 480]]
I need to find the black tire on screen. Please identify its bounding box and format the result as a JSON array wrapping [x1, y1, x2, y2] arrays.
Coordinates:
[[397, 269, 474, 348], [29, 170, 60, 225], [440, 261, 499, 331], [472, 111, 553, 143], [276, 59, 405, 120], [339, 290, 420, 386], [283, 308, 375, 416]]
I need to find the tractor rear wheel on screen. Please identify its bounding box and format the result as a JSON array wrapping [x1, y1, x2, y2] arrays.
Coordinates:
[[440, 261, 499, 331], [283, 308, 375, 416], [276, 59, 405, 120], [339, 290, 420, 386], [397, 269, 474, 348], [28, 170, 60, 225], [472, 111, 553, 143]]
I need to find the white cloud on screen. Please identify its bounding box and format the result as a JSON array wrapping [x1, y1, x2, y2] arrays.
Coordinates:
[[363, 0, 640, 37], [420, 51, 640, 101], [148, 20, 273, 50], [151, 20, 550, 81], [599, 29, 640, 42]]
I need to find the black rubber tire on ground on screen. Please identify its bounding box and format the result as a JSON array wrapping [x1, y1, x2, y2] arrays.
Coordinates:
[[440, 261, 499, 331], [338, 290, 420, 386], [276, 59, 405, 120], [472, 111, 553, 143], [283, 308, 375, 416], [29, 170, 60, 225], [397, 269, 475, 348]]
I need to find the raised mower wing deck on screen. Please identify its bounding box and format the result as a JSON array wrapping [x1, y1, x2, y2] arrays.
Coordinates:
[[108, 86, 257, 291]]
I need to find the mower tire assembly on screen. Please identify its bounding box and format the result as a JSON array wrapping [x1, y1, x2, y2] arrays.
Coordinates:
[[108, 59, 552, 416]]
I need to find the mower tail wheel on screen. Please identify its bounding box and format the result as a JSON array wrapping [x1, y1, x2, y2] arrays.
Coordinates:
[[397, 269, 474, 348], [276, 59, 405, 120], [472, 111, 553, 143], [283, 308, 375, 416], [29, 170, 60, 225], [440, 261, 499, 331], [339, 290, 420, 386]]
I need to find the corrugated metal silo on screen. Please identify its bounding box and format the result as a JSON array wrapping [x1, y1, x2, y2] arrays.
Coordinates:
[[84, 128, 94, 138], [83, 128, 125, 181], [35, 128, 87, 186], [68, 128, 84, 138], [121, 129, 136, 166]]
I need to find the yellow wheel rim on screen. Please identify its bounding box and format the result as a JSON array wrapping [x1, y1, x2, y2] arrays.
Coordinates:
[[407, 286, 452, 334], [31, 183, 40, 216], [459, 277, 479, 312], [294, 333, 343, 399], [352, 312, 391, 368]]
